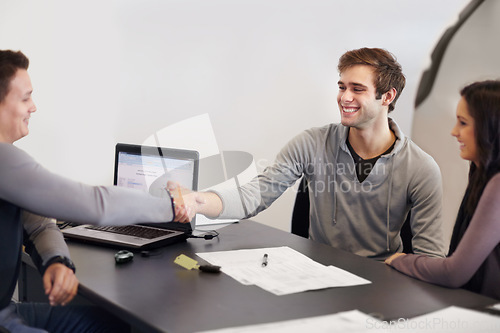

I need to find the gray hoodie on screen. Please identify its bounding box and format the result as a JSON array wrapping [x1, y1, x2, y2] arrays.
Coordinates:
[[214, 119, 446, 260]]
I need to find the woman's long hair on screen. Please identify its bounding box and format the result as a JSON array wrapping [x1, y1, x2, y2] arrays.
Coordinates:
[[461, 80, 500, 216], [449, 80, 500, 292]]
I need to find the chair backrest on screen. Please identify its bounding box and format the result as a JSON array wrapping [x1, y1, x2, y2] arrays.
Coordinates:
[[400, 212, 413, 254], [291, 176, 414, 253], [290, 177, 310, 238]]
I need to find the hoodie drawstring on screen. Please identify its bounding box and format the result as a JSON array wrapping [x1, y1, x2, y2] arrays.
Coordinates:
[[332, 147, 340, 225], [386, 158, 395, 252]]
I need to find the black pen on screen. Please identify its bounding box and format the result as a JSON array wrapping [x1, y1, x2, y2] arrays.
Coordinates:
[[262, 253, 268, 267]]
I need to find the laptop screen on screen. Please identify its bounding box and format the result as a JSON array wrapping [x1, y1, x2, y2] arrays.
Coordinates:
[[114, 143, 198, 192], [114, 143, 199, 231]]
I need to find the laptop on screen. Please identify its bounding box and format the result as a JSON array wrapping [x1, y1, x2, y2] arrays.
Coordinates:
[[62, 143, 199, 249]]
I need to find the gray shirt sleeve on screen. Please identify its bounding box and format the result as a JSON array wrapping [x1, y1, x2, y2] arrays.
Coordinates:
[[406, 153, 446, 258], [22, 211, 71, 264], [213, 130, 313, 219], [0, 144, 174, 225], [389, 173, 500, 288]]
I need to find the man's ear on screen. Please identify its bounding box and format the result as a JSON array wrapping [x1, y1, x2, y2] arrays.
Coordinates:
[[382, 87, 397, 106]]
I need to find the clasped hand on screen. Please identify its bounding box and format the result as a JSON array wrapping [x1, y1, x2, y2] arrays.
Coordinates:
[[168, 181, 206, 223]]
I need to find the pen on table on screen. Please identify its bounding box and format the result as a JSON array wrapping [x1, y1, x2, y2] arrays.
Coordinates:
[[262, 253, 268, 267]]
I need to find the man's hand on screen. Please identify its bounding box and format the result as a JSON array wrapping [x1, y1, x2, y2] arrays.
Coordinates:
[[180, 191, 207, 221], [168, 181, 194, 223], [43, 263, 79, 306], [384, 252, 406, 265], [167, 181, 221, 222]]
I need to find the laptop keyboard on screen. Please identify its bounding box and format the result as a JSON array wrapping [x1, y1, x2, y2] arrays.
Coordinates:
[[85, 225, 174, 239]]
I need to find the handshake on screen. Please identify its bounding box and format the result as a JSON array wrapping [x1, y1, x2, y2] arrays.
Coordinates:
[[167, 181, 222, 223]]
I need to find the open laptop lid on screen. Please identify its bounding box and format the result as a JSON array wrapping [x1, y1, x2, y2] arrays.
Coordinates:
[[114, 143, 199, 233]]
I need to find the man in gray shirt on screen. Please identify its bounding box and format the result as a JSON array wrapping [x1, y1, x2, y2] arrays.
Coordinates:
[[0, 50, 185, 332], [181, 47, 446, 260]]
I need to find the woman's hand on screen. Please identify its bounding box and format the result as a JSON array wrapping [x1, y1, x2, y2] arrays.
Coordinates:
[[385, 252, 406, 265]]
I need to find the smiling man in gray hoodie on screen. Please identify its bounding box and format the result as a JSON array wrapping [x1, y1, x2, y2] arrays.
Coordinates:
[[182, 47, 445, 260]]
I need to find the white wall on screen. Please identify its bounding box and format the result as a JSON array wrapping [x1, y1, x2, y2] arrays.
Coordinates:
[[1, 0, 469, 232], [413, 0, 500, 245]]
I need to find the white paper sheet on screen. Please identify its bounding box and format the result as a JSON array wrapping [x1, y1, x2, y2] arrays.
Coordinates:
[[196, 310, 380, 333], [487, 303, 500, 311], [196, 246, 371, 295], [387, 306, 500, 333], [196, 306, 500, 333]]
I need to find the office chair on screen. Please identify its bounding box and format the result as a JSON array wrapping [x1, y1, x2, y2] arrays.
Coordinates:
[[291, 176, 414, 253], [291, 177, 310, 238], [400, 211, 413, 254]]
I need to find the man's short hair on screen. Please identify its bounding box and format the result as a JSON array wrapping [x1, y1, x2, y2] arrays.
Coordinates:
[[0, 50, 30, 104], [338, 48, 406, 112]]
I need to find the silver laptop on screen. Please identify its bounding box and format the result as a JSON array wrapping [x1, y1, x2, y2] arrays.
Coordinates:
[[62, 143, 199, 249]]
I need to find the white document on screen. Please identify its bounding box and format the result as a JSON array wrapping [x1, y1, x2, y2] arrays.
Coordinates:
[[196, 246, 370, 295], [195, 214, 238, 226], [196, 309, 380, 333], [386, 306, 500, 333], [196, 306, 500, 333], [488, 303, 500, 311]]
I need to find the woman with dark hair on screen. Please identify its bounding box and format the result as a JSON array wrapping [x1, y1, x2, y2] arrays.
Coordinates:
[[386, 80, 500, 300]]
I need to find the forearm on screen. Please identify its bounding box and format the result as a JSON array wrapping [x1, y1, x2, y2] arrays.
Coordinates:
[[1, 145, 174, 225], [389, 254, 466, 288], [23, 211, 70, 264], [197, 192, 223, 218]]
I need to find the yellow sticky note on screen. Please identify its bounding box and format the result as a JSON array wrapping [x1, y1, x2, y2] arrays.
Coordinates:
[[174, 254, 199, 270]]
